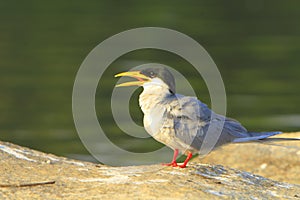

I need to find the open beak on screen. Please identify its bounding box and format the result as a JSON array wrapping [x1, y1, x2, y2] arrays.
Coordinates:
[[114, 71, 151, 87]]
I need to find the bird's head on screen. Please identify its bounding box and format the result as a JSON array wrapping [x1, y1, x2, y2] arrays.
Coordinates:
[[115, 67, 176, 94]]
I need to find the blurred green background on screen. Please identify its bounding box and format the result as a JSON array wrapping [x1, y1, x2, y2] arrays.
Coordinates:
[[1, 1, 299, 163]]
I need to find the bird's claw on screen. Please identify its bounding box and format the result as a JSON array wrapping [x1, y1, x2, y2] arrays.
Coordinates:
[[178, 164, 187, 168], [162, 162, 178, 167], [162, 162, 188, 168]]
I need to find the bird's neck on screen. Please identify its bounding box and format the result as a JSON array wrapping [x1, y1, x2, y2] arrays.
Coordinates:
[[139, 85, 172, 115]]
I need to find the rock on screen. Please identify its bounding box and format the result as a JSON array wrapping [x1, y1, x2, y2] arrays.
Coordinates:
[[200, 132, 300, 184], [0, 138, 300, 199]]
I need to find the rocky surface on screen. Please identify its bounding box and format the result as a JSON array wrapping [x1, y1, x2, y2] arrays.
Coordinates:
[[200, 132, 300, 185], [0, 133, 300, 199]]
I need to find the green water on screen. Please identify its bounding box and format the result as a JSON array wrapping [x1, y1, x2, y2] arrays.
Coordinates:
[[1, 1, 299, 162]]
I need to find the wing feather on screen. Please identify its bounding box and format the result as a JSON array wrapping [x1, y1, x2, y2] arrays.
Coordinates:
[[162, 94, 251, 152]]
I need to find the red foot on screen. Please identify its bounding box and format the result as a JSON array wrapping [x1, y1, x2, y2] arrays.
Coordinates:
[[162, 149, 179, 167], [178, 164, 187, 168], [178, 152, 193, 168], [162, 150, 193, 168]]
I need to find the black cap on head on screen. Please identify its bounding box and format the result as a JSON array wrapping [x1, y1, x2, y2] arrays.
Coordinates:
[[140, 67, 176, 94]]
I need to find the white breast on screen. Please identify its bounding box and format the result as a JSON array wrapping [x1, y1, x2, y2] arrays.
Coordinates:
[[143, 105, 166, 136], [139, 83, 170, 136], [139, 86, 196, 152]]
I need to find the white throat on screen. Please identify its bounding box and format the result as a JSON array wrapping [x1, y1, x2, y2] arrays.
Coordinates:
[[139, 78, 171, 114], [138, 78, 172, 136]]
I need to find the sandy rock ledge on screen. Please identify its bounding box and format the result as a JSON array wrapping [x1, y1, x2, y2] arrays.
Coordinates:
[[0, 140, 299, 199]]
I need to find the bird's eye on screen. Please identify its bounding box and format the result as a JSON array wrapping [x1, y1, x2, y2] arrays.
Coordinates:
[[149, 71, 154, 77]]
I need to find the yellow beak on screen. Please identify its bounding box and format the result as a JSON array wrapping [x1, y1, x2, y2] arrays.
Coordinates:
[[114, 71, 151, 87]]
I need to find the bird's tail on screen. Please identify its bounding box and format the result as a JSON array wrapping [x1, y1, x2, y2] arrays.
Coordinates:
[[233, 131, 300, 143]]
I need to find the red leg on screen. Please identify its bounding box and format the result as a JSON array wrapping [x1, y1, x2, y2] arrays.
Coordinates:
[[162, 149, 179, 167], [178, 152, 193, 168]]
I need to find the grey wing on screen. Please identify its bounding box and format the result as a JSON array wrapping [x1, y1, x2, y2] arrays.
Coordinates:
[[164, 95, 212, 152], [165, 95, 250, 153]]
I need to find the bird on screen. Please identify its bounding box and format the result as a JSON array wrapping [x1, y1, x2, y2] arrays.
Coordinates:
[[114, 67, 299, 168]]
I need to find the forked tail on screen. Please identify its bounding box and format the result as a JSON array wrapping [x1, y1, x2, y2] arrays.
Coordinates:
[[233, 131, 300, 143]]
